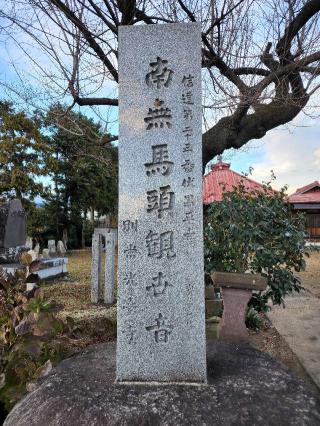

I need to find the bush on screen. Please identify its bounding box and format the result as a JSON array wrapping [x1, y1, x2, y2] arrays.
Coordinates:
[[204, 177, 307, 312], [245, 307, 263, 330], [0, 255, 75, 411]]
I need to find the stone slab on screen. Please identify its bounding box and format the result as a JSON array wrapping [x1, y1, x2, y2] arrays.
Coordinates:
[[267, 291, 320, 389], [117, 23, 206, 383], [2, 258, 68, 279], [211, 271, 267, 291], [4, 341, 320, 426]]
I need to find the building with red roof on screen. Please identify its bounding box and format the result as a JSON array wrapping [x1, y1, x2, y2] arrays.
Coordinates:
[[203, 160, 267, 205], [288, 181, 320, 239], [203, 160, 320, 240]]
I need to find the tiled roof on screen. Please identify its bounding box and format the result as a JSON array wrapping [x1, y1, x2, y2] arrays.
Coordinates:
[[203, 161, 267, 204], [288, 181, 320, 204]]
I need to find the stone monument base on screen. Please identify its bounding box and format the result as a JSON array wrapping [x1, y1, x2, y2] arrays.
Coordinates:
[[2, 257, 68, 280], [4, 342, 320, 426]]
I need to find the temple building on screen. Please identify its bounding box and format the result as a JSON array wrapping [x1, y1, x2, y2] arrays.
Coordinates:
[[288, 181, 320, 240], [203, 160, 267, 205], [203, 160, 320, 240]]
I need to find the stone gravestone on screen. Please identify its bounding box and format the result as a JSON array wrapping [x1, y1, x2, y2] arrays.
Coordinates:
[[48, 240, 56, 255], [56, 240, 66, 256], [0, 199, 26, 263], [91, 228, 117, 304], [117, 23, 206, 383]]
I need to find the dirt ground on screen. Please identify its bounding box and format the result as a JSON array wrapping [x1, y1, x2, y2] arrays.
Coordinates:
[[297, 251, 320, 298], [42, 250, 117, 352], [43, 250, 320, 394], [248, 251, 320, 394]]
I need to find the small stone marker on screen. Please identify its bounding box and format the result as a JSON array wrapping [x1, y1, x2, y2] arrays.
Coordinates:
[[117, 23, 206, 383], [34, 243, 40, 255], [48, 240, 56, 255], [41, 248, 50, 259], [56, 240, 66, 256]]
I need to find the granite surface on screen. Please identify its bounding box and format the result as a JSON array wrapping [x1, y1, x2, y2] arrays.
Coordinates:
[[104, 233, 116, 304], [91, 232, 102, 303], [4, 341, 320, 426], [117, 23, 206, 382], [91, 228, 117, 304]]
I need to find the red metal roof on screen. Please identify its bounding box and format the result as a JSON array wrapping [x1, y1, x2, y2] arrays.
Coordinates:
[[288, 181, 320, 204], [203, 161, 267, 204]]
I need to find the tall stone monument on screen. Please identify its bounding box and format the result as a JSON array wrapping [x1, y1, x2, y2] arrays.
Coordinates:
[[117, 23, 206, 383]]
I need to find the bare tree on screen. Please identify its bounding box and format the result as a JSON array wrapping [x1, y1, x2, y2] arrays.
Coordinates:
[[0, 0, 319, 169]]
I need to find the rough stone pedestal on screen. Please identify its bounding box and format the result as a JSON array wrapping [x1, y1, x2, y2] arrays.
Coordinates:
[[211, 272, 267, 341], [219, 287, 251, 340], [4, 342, 320, 426]]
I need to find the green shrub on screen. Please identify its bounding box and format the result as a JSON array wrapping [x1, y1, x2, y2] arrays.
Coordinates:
[[0, 256, 72, 411], [204, 177, 307, 312], [245, 307, 263, 330]]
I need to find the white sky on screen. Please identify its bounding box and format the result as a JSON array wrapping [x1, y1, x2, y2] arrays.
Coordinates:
[[0, 7, 319, 196], [225, 112, 320, 194]]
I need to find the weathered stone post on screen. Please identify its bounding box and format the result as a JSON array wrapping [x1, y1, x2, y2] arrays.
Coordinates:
[[104, 231, 116, 304], [91, 231, 102, 304], [91, 228, 117, 304], [117, 23, 206, 383]]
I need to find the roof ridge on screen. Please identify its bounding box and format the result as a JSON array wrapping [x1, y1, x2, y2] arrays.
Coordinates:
[[292, 180, 320, 195]]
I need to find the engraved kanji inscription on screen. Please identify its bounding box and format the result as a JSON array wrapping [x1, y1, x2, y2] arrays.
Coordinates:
[[184, 194, 195, 208], [146, 313, 173, 343], [182, 91, 194, 105], [122, 324, 136, 344], [182, 74, 194, 87], [182, 177, 195, 187], [183, 107, 193, 120], [144, 99, 172, 130], [144, 144, 174, 176], [124, 243, 139, 260], [183, 211, 195, 227], [181, 159, 195, 173], [146, 272, 172, 297], [183, 142, 193, 153], [122, 220, 138, 232], [184, 227, 196, 240], [147, 185, 174, 218], [146, 230, 176, 259], [183, 126, 193, 139], [124, 271, 137, 286], [146, 57, 173, 88]]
